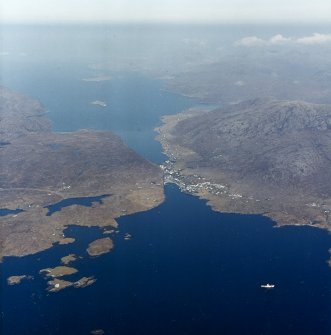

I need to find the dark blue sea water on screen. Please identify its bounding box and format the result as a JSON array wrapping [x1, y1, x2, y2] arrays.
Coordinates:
[[1, 24, 331, 335], [2, 185, 331, 335]]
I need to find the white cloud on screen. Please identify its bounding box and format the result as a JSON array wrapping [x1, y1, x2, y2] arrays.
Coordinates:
[[296, 33, 331, 45], [269, 34, 292, 44], [236, 33, 331, 47], [235, 36, 265, 47]]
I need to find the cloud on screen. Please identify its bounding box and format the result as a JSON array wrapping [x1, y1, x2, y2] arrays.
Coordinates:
[[269, 34, 292, 44], [235, 34, 291, 46], [235, 36, 265, 47], [236, 33, 331, 47], [296, 33, 331, 45]]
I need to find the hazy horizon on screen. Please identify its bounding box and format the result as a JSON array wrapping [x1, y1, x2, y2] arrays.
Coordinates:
[[1, 0, 331, 24]]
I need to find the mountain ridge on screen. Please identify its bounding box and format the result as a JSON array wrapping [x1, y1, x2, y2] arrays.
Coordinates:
[[157, 98, 331, 229]]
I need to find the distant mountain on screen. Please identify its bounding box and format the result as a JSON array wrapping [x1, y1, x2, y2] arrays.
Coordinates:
[[158, 99, 331, 228], [166, 55, 331, 104]]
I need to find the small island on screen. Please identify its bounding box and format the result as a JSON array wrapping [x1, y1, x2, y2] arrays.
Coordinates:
[[58, 238, 75, 245], [61, 254, 77, 265], [124, 233, 132, 240], [7, 275, 33, 285], [47, 278, 73, 292], [47, 276, 96, 292], [91, 100, 107, 108], [103, 229, 115, 235], [40, 261, 96, 292], [73, 276, 96, 288], [87, 238, 114, 257], [40, 266, 78, 278]]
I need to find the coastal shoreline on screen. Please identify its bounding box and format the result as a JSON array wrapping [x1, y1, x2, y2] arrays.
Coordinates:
[[155, 106, 331, 233]]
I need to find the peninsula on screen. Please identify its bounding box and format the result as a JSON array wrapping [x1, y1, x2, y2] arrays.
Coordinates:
[[0, 86, 164, 259]]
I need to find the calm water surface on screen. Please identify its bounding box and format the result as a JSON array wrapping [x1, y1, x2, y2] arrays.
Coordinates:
[[2, 185, 331, 335], [0, 62, 194, 163], [1, 25, 331, 335]]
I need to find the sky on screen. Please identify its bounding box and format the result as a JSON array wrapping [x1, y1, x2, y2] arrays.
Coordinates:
[[1, 0, 331, 23]]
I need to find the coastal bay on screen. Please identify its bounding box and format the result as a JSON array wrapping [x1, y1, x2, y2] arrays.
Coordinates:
[[1, 23, 331, 334]]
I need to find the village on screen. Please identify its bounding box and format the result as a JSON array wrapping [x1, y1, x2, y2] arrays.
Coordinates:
[[160, 160, 236, 198]]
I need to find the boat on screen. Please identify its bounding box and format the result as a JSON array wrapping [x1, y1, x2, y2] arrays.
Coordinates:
[[261, 283, 275, 289]]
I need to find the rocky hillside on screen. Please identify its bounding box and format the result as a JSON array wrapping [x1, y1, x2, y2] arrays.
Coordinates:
[[159, 99, 331, 228], [175, 99, 331, 196]]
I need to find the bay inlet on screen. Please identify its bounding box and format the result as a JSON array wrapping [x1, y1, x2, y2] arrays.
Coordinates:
[[1, 53, 331, 335]]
